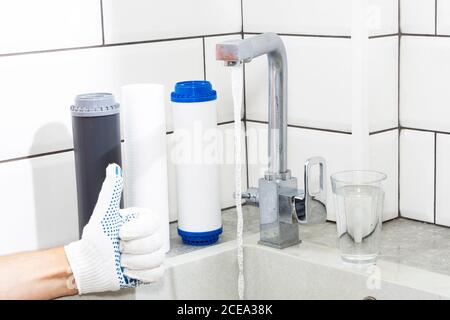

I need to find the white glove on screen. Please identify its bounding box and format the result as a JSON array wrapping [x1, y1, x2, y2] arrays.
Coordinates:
[[65, 163, 165, 295]]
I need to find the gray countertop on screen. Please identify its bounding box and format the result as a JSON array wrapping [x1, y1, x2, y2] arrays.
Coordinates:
[[168, 205, 260, 257], [168, 206, 450, 277]]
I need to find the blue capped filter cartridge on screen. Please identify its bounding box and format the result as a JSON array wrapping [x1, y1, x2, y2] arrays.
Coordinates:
[[171, 81, 222, 245]]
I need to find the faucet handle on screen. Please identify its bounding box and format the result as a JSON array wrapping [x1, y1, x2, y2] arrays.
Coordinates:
[[295, 157, 327, 224]]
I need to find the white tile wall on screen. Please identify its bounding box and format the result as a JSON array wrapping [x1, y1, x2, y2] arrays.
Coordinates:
[[245, 35, 397, 133], [400, 130, 435, 223], [0, 152, 78, 255], [397, 2, 450, 226], [204, 35, 244, 123], [400, 0, 436, 34], [369, 36, 399, 132], [247, 122, 398, 222], [0, 39, 203, 161], [243, 0, 397, 36], [0, 0, 102, 55], [245, 36, 352, 132], [437, 0, 450, 35], [0, 0, 407, 256], [400, 36, 450, 132], [369, 129, 399, 221], [369, 0, 399, 36], [102, 0, 242, 44], [243, 0, 352, 36], [436, 134, 450, 226]]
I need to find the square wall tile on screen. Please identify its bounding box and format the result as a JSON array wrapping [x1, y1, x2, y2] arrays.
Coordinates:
[[167, 123, 247, 221], [400, 130, 435, 223], [369, 36, 399, 132], [245, 36, 352, 132], [436, 134, 450, 226], [245, 35, 397, 133], [243, 0, 397, 36], [0, 39, 203, 161], [243, 0, 351, 36], [400, 0, 436, 34], [0, 152, 78, 255], [0, 0, 102, 55], [247, 122, 398, 222], [102, 0, 241, 44], [218, 123, 248, 209], [400, 37, 450, 132], [438, 0, 450, 35], [369, 0, 399, 36], [204, 35, 244, 123], [369, 129, 399, 221]]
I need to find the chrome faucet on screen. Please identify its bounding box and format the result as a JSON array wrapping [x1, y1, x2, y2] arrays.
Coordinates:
[[216, 33, 327, 249]]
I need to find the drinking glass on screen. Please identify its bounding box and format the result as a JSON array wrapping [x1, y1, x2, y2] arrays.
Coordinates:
[[331, 170, 387, 265]]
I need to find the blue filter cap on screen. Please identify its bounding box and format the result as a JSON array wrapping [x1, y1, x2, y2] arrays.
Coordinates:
[[178, 227, 223, 246], [171, 80, 217, 103]]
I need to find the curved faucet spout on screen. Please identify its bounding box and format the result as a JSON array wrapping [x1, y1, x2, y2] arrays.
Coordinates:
[[216, 33, 288, 178]]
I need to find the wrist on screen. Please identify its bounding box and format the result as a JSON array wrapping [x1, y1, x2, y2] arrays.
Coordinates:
[[53, 246, 79, 297], [64, 240, 118, 295]]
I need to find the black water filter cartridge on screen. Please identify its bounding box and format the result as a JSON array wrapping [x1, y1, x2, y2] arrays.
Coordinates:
[[70, 93, 122, 237]]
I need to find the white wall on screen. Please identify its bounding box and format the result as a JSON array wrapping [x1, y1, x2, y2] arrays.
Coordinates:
[[400, 0, 450, 226], [0, 0, 401, 255], [244, 0, 399, 222], [0, 0, 242, 255]]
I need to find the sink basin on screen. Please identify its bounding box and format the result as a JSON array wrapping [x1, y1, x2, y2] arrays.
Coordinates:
[[75, 233, 450, 300]]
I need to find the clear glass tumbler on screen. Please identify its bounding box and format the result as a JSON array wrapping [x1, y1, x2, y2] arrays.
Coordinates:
[[331, 170, 387, 265]]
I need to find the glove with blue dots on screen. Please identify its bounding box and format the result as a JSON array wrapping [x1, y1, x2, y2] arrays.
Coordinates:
[[65, 164, 165, 295]]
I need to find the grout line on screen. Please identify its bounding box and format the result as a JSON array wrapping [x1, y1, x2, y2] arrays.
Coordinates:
[[434, 132, 437, 224], [369, 33, 400, 39], [221, 204, 239, 212], [218, 119, 245, 126], [240, 0, 244, 34], [246, 32, 398, 40], [400, 126, 450, 135], [0, 148, 74, 165], [369, 127, 398, 136], [436, 0, 438, 36], [0, 32, 242, 58], [0, 121, 237, 164], [399, 215, 450, 228], [167, 120, 238, 136], [402, 33, 450, 38], [202, 37, 207, 80], [100, 0, 105, 45], [244, 31, 351, 39], [0, 30, 400, 59], [398, 216, 433, 225], [246, 119, 352, 135]]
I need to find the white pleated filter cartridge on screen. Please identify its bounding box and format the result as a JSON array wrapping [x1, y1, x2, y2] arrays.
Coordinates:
[[121, 83, 170, 253]]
